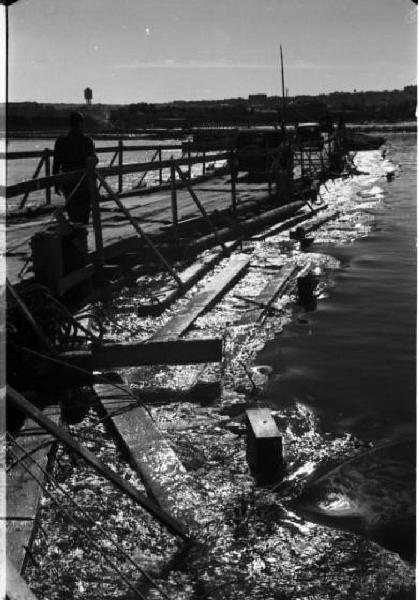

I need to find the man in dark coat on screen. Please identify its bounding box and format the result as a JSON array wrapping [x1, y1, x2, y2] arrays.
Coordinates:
[[53, 112, 98, 224]]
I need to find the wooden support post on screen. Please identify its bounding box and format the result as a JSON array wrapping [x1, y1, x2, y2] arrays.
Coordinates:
[[188, 151, 192, 179], [158, 148, 163, 185], [246, 408, 283, 484], [202, 151, 206, 176], [87, 158, 104, 271], [230, 150, 237, 214], [6, 386, 189, 540], [297, 262, 318, 307], [44, 149, 51, 205], [170, 159, 178, 238], [118, 138, 123, 194], [174, 163, 227, 254], [96, 171, 184, 288]]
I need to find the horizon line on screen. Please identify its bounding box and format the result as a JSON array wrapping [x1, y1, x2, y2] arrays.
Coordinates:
[[5, 83, 417, 107]]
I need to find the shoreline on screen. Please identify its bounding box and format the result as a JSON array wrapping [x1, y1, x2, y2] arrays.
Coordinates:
[[3, 121, 417, 140]]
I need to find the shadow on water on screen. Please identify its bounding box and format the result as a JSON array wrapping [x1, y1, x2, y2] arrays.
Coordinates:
[[293, 440, 415, 562]]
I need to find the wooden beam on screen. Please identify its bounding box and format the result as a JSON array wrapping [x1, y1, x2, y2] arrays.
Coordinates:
[[95, 171, 184, 288], [183, 200, 306, 255], [3, 152, 229, 199], [239, 264, 298, 324], [94, 152, 229, 180], [3, 169, 85, 199], [138, 240, 240, 314], [251, 204, 327, 241], [6, 387, 189, 540], [56, 264, 95, 297], [1, 144, 183, 161], [7, 407, 60, 573], [174, 164, 227, 253], [59, 338, 222, 370], [95, 384, 201, 525], [152, 255, 250, 342], [304, 210, 340, 233], [6, 557, 40, 600]]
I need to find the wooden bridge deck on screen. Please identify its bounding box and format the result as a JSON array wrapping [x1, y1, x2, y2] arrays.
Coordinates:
[[6, 174, 271, 285]]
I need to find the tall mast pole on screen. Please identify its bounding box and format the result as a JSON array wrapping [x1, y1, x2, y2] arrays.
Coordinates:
[[280, 45, 286, 131]]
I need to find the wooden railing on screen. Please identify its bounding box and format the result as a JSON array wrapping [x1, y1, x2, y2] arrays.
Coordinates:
[[3, 141, 185, 209], [2, 150, 230, 199], [4, 140, 341, 295]]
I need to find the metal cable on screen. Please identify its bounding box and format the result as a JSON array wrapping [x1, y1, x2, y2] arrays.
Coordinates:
[[7, 435, 149, 600], [8, 433, 173, 600], [6, 439, 51, 473]]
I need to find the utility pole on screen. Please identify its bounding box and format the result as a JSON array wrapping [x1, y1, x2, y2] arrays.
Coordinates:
[[280, 45, 286, 132]]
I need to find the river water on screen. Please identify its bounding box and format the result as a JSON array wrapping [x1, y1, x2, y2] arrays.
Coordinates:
[[258, 132, 416, 445]]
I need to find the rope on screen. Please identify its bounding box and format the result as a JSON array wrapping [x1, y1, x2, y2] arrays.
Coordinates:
[[7, 433, 172, 600]]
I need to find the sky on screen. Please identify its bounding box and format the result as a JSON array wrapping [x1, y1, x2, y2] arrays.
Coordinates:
[[7, 0, 418, 104]]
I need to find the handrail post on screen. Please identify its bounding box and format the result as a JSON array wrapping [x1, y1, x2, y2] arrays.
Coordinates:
[[202, 151, 206, 176], [118, 138, 123, 194], [44, 149, 51, 205], [87, 158, 104, 271], [170, 159, 178, 238], [188, 151, 192, 179], [230, 150, 237, 214], [158, 149, 163, 185]]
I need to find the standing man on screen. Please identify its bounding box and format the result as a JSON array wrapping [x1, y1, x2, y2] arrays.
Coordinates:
[[53, 112, 98, 224]]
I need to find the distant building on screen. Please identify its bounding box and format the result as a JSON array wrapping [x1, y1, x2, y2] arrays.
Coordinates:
[[84, 87, 93, 105], [248, 93, 268, 106]]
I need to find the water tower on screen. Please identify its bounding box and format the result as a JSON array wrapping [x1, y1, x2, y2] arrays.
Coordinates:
[[84, 87, 93, 106]]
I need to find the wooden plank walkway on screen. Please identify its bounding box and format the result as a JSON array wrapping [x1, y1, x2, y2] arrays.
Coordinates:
[[138, 240, 240, 313], [6, 175, 268, 285], [152, 255, 250, 342], [6, 405, 60, 573], [239, 264, 298, 325], [95, 383, 201, 526]]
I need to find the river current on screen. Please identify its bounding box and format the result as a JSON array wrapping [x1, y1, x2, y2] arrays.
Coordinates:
[[259, 132, 416, 445]]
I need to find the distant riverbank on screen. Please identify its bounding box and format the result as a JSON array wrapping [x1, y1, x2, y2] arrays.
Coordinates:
[[347, 122, 416, 133], [3, 121, 416, 140]]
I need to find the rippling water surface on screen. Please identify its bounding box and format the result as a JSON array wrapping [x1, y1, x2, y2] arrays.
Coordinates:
[[260, 133, 416, 443]]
